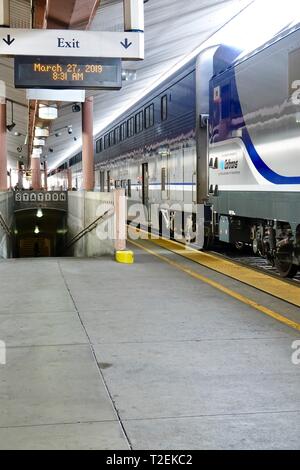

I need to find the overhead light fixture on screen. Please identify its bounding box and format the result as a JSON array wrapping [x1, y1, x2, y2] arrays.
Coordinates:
[[38, 103, 58, 120], [55, 132, 62, 137], [35, 127, 49, 137], [36, 208, 43, 218], [34, 225, 40, 234], [122, 70, 137, 81]]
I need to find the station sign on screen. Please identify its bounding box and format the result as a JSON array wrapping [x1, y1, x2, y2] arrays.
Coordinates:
[[0, 28, 144, 60], [14, 191, 67, 203], [14, 56, 122, 90]]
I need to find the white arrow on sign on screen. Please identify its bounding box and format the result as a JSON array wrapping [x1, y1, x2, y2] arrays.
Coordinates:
[[0, 28, 144, 60]]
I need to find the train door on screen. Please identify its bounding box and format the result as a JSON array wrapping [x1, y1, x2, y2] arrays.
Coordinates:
[[142, 162, 149, 207], [100, 171, 105, 192], [183, 146, 197, 205]]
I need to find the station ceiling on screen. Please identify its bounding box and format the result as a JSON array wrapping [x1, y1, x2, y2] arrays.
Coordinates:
[[1, 0, 252, 171]]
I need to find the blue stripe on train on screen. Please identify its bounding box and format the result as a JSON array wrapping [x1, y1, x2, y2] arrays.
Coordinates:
[[211, 61, 300, 184]]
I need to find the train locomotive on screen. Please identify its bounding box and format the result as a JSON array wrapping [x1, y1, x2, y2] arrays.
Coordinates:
[[64, 24, 300, 278]]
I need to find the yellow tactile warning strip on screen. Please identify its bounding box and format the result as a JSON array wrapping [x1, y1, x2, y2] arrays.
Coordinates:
[[129, 238, 300, 333], [127, 226, 300, 308]]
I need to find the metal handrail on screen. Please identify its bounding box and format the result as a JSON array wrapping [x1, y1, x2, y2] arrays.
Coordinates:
[[0, 212, 12, 237], [64, 208, 114, 252]]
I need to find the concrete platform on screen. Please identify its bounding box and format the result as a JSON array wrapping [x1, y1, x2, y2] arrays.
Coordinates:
[[0, 246, 299, 449]]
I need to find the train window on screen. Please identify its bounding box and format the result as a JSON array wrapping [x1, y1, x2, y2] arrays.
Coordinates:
[[127, 179, 131, 198], [145, 104, 154, 129], [96, 138, 102, 153], [161, 167, 166, 191], [69, 152, 82, 167], [115, 127, 120, 144], [100, 171, 105, 192], [135, 111, 144, 133], [161, 95, 168, 121], [104, 134, 110, 149], [109, 130, 115, 147], [120, 122, 127, 141], [127, 117, 134, 137]]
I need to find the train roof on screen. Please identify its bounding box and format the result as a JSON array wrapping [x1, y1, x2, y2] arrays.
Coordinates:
[[213, 21, 300, 79]]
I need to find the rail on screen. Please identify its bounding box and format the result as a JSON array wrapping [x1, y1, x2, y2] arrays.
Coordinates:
[[0, 211, 12, 237], [64, 208, 114, 253]]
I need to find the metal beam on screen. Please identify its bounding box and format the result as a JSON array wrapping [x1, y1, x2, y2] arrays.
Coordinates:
[[0, 0, 9, 27], [123, 0, 144, 32]]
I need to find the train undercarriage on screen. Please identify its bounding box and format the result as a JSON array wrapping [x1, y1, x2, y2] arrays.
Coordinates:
[[154, 206, 300, 278]]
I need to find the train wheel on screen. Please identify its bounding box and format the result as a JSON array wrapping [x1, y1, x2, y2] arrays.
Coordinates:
[[275, 245, 298, 278]]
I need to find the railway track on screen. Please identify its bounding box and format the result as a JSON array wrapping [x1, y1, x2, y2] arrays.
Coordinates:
[[127, 224, 300, 289], [210, 247, 300, 285], [128, 225, 300, 307]]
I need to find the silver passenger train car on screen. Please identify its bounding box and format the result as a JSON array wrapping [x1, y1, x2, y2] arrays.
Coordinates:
[[65, 24, 300, 277]]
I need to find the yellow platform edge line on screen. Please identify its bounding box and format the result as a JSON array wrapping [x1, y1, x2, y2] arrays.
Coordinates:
[[129, 239, 300, 333], [127, 225, 300, 308]]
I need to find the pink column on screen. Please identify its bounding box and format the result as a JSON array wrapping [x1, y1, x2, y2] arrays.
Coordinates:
[[114, 188, 127, 251], [82, 97, 94, 191], [44, 161, 48, 190], [67, 167, 72, 190], [31, 156, 42, 190], [0, 100, 8, 191]]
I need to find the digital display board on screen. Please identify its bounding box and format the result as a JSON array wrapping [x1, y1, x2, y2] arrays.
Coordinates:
[[14, 56, 122, 90]]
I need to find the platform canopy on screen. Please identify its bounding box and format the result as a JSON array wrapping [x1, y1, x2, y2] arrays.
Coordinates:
[[2, 0, 299, 171]]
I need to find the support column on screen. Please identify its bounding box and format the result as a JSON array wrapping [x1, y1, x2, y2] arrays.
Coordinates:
[[17, 161, 23, 189], [31, 156, 42, 190], [67, 167, 72, 190], [0, 0, 10, 27], [0, 96, 8, 191], [123, 0, 144, 32], [44, 160, 48, 190], [82, 96, 94, 191], [114, 188, 127, 251]]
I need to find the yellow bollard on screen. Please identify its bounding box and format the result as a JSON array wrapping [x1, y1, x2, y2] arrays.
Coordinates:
[[115, 250, 134, 264]]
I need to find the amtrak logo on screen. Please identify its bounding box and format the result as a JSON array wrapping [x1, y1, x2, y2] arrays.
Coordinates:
[[219, 159, 238, 170]]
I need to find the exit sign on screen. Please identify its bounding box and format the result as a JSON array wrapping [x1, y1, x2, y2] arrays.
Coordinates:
[[14, 56, 122, 90]]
